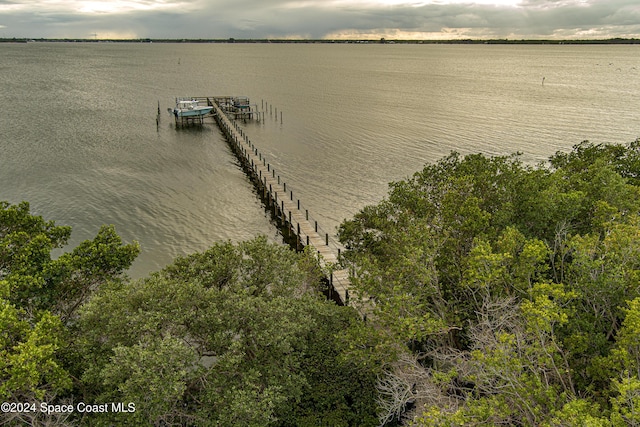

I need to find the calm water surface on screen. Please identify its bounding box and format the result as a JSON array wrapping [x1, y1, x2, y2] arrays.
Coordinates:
[[1, 43, 639, 277]]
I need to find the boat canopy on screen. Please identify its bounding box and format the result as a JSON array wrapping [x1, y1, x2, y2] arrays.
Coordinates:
[[177, 100, 198, 109]]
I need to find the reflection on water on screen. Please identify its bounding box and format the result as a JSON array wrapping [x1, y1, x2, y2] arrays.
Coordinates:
[[1, 43, 639, 277]]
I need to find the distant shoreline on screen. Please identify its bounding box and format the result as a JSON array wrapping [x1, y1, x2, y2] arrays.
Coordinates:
[[2, 37, 640, 45]]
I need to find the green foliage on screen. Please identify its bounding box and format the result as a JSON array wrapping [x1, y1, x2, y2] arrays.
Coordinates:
[[98, 335, 199, 426], [0, 292, 71, 400], [1, 201, 70, 308], [339, 140, 640, 425], [546, 399, 609, 427], [77, 237, 377, 426], [285, 306, 378, 427], [45, 224, 140, 321], [7, 138, 640, 426], [610, 374, 640, 426], [0, 201, 138, 408]]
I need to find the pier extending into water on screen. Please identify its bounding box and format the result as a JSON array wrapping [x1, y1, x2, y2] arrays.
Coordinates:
[[191, 96, 356, 308]]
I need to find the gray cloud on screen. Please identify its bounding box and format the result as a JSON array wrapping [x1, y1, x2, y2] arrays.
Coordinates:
[[0, 0, 638, 39]]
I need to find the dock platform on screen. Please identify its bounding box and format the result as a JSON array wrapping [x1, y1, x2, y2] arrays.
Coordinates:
[[206, 96, 356, 309]]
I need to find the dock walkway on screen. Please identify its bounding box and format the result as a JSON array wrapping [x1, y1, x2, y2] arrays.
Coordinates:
[[206, 97, 356, 308]]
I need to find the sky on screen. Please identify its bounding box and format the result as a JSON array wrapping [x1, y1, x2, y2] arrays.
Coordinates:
[[1, 0, 639, 40]]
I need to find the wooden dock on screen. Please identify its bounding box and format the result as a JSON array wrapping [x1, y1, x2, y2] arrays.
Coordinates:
[[205, 96, 356, 308]]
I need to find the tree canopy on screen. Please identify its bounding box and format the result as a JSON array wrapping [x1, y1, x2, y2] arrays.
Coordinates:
[[338, 139, 640, 425], [0, 204, 377, 426], [5, 139, 640, 426], [0, 201, 139, 425], [75, 237, 377, 426]]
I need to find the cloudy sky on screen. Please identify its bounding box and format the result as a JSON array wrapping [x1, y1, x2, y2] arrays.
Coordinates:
[[1, 0, 639, 40]]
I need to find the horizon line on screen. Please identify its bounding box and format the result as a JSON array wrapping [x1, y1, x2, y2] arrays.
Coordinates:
[[3, 37, 640, 44]]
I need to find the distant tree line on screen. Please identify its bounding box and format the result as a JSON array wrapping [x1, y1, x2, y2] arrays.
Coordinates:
[[2, 38, 639, 44]]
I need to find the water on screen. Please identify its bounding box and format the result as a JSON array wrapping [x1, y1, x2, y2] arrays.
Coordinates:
[[1, 42, 639, 277]]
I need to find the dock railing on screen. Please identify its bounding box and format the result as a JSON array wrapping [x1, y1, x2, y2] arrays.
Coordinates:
[[208, 97, 366, 317]]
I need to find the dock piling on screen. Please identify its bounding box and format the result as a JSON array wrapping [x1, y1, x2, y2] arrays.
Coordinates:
[[207, 96, 357, 310]]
